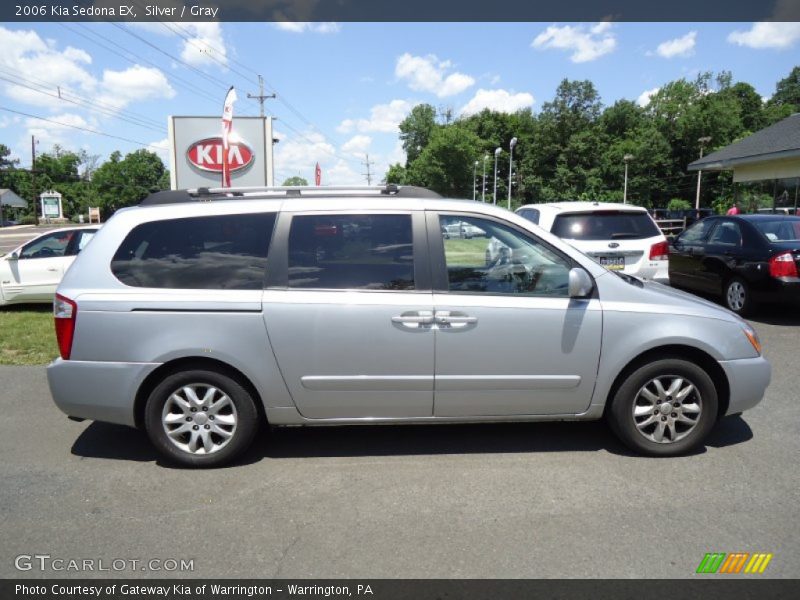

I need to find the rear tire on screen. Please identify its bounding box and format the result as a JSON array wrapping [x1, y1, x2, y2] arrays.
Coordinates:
[[607, 358, 718, 456], [144, 369, 259, 468], [723, 277, 756, 317]]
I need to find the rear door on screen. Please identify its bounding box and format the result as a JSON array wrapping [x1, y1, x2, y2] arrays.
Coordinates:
[[429, 212, 602, 417], [670, 218, 717, 290], [263, 211, 435, 419]]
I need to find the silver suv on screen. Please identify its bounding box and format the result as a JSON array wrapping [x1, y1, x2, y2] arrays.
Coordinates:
[[48, 185, 771, 467]]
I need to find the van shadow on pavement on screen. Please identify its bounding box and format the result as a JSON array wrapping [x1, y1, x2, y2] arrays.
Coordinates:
[[70, 415, 753, 467]]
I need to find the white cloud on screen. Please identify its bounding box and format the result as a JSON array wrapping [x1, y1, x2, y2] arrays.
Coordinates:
[[727, 22, 800, 49], [178, 23, 228, 68], [0, 26, 174, 115], [394, 53, 475, 98], [337, 99, 413, 134], [23, 112, 93, 150], [459, 89, 535, 116], [532, 22, 617, 63], [98, 65, 176, 110], [274, 129, 338, 182], [655, 31, 697, 58], [147, 137, 171, 163], [637, 87, 660, 107], [341, 134, 372, 156], [273, 22, 341, 34]]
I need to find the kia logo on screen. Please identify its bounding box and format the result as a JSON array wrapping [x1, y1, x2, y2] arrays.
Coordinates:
[[186, 137, 254, 173], [608, 242, 620, 248]]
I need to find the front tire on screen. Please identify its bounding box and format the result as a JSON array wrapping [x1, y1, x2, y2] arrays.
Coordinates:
[[724, 277, 756, 317], [144, 369, 259, 467], [607, 358, 718, 456]]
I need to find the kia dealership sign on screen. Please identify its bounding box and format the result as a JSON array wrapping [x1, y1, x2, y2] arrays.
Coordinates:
[[186, 137, 255, 173], [168, 116, 274, 189]]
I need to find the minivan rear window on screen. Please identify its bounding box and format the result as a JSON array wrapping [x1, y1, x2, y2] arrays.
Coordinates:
[[551, 211, 660, 241], [111, 213, 276, 289]]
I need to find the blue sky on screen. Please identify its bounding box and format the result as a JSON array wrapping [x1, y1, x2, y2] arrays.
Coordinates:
[[1, 21, 799, 184]]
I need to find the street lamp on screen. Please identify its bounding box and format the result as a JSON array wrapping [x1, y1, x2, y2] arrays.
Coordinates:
[[695, 136, 712, 210], [507, 137, 517, 209], [473, 160, 479, 201], [493, 147, 502, 205], [482, 154, 489, 202], [622, 154, 634, 204]]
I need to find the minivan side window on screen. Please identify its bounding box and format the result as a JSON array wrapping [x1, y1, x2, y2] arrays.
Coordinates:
[[287, 214, 414, 291], [111, 213, 276, 290], [438, 215, 571, 296]]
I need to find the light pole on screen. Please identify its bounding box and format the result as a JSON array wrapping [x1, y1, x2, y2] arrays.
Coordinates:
[[493, 147, 501, 205], [482, 154, 489, 202], [622, 154, 633, 204], [507, 137, 517, 209], [695, 136, 712, 210], [473, 160, 479, 201]]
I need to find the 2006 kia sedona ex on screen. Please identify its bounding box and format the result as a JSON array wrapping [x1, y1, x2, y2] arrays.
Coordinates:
[[47, 185, 771, 467]]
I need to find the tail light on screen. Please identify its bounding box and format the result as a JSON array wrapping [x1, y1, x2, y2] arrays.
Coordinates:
[[649, 241, 669, 261], [54, 294, 77, 360], [769, 252, 798, 278]]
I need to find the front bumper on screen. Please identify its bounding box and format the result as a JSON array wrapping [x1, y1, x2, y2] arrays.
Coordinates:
[[47, 358, 160, 427], [718, 356, 771, 416]]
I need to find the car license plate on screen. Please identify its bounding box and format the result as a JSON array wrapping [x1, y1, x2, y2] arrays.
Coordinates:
[[599, 256, 625, 270]]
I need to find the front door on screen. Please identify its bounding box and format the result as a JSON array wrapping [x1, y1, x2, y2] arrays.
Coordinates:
[[263, 211, 435, 419], [430, 213, 602, 417], [4, 230, 76, 302]]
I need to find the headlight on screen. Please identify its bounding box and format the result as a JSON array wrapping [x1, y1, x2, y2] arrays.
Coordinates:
[[742, 324, 762, 355]]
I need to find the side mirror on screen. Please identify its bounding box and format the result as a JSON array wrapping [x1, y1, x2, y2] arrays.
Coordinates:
[[568, 268, 593, 298], [7, 251, 19, 260]]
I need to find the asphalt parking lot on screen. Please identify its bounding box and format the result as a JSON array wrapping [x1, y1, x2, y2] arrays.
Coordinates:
[[1, 309, 799, 579]]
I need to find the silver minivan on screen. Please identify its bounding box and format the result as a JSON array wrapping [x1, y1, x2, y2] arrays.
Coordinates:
[[47, 186, 771, 467]]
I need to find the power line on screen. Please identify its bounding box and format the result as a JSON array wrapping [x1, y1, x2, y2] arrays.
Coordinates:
[[60, 23, 224, 108], [0, 107, 166, 151], [0, 70, 166, 134]]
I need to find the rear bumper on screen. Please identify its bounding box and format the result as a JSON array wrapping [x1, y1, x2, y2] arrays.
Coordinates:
[[47, 358, 160, 427], [752, 278, 800, 304], [718, 356, 771, 416]]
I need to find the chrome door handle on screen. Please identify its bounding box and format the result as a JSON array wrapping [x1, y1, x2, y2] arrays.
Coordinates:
[[46, 267, 59, 272], [435, 311, 477, 328], [392, 311, 434, 329]]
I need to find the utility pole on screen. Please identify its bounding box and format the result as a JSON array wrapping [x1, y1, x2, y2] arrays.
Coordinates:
[[695, 136, 712, 210], [362, 154, 375, 186], [247, 75, 276, 118], [31, 135, 38, 226]]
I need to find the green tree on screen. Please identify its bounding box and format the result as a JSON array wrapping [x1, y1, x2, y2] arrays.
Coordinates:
[[406, 125, 482, 197], [92, 149, 169, 216], [667, 198, 692, 211], [282, 176, 308, 186], [770, 66, 800, 109], [384, 163, 408, 185], [398, 104, 438, 165]]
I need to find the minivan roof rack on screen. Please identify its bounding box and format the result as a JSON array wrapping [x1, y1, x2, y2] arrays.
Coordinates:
[[140, 184, 441, 205]]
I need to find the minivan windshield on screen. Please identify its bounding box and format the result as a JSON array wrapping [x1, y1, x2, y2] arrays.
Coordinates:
[[552, 211, 660, 241], [753, 218, 800, 242]]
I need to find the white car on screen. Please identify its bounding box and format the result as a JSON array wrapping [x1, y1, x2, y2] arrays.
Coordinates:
[[0, 226, 98, 307], [513, 202, 669, 284], [442, 221, 486, 239]]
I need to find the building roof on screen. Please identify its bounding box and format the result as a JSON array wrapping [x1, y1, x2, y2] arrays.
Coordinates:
[[0, 188, 27, 208], [688, 113, 800, 171]]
